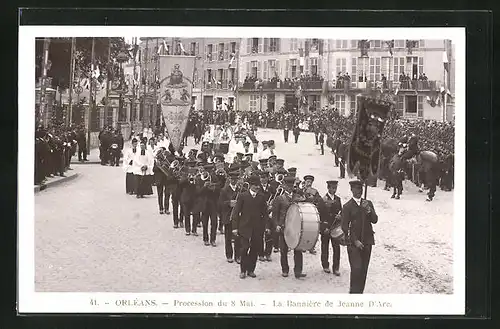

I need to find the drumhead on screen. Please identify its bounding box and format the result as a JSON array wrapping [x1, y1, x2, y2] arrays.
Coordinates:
[[284, 203, 301, 249]]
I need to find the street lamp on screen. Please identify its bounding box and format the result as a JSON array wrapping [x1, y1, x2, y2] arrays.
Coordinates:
[[116, 48, 129, 127]]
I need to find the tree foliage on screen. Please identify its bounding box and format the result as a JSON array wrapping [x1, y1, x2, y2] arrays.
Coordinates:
[[35, 37, 127, 90]]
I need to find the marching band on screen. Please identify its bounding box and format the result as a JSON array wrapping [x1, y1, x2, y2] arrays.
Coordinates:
[[119, 123, 378, 293]]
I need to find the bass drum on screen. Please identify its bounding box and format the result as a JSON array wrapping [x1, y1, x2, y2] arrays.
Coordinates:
[[284, 202, 320, 251]]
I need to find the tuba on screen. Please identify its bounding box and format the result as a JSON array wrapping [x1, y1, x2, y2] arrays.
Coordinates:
[[154, 149, 172, 176], [274, 173, 285, 185]]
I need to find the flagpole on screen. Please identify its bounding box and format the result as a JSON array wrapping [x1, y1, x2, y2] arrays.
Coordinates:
[[39, 37, 50, 127], [68, 37, 76, 127], [132, 37, 137, 131], [153, 38, 159, 127], [87, 37, 95, 156], [104, 37, 111, 126], [143, 38, 149, 129]]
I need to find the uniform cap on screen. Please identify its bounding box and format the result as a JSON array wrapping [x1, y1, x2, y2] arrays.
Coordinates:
[[303, 175, 315, 182]]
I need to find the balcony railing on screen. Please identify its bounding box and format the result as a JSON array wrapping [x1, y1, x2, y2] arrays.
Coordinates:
[[239, 79, 325, 91], [343, 80, 438, 91], [204, 80, 234, 90]]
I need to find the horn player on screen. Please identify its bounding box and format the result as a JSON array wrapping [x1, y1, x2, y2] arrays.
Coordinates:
[[218, 171, 242, 264], [320, 180, 342, 276], [257, 170, 277, 262], [200, 163, 220, 247]]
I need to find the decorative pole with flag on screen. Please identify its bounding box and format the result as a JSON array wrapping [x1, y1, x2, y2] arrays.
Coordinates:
[[442, 49, 449, 122], [131, 37, 138, 127], [68, 37, 76, 127], [87, 37, 95, 156], [104, 37, 112, 122], [39, 37, 51, 127], [142, 38, 150, 128]]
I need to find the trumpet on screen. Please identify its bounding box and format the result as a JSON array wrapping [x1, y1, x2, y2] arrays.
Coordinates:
[[275, 173, 285, 185], [200, 171, 211, 183], [267, 186, 284, 205], [169, 159, 181, 171], [294, 179, 305, 190]]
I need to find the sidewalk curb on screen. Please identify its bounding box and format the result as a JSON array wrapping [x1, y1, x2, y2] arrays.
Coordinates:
[[34, 172, 80, 193]]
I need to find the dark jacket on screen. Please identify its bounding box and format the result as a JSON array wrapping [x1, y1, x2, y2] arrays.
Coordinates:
[[340, 198, 378, 245], [231, 190, 269, 239], [321, 193, 342, 233], [218, 184, 239, 225]]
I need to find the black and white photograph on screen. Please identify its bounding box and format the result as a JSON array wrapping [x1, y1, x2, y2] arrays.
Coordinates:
[[18, 26, 465, 315]]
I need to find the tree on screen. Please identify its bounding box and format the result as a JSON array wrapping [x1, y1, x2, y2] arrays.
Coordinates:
[[35, 37, 127, 90]]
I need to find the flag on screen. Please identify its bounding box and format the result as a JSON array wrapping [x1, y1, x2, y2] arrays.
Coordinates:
[[386, 40, 394, 56], [443, 51, 450, 72], [228, 53, 235, 68], [179, 42, 186, 54], [163, 40, 168, 55]]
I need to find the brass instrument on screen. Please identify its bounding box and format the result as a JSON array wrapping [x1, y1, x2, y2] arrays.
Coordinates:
[[230, 181, 250, 221], [275, 173, 285, 185], [200, 171, 211, 183], [267, 186, 284, 205]]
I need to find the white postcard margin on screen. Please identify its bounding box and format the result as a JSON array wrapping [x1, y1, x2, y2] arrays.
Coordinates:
[[18, 26, 466, 315]]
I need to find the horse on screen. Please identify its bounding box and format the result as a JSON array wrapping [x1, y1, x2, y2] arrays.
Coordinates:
[[401, 136, 440, 201]]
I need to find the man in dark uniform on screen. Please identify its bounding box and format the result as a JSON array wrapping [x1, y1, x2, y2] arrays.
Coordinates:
[[76, 126, 88, 162], [109, 130, 123, 166], [320, 180, 342, 276], [180, 162, 201, 235], [171, 156, 186, 228], [231, 175, 270, 279], [273, 176, 307, 279], [258, 170, 276, 262], [293, 125, 301, 144], [218, 171, 242, 263], [338, 139, 348, 179], [332, 133, 342, 167], [341, 180, 379, 294], [201, 164, 219, 247], [318, 130, 325, 155], [301, 174, 324, 255], [283, 118, 291, 143], [99, 127, 112, 165]]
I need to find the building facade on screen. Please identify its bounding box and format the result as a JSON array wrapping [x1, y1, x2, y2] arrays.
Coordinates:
[[237, 38, 454, 121]]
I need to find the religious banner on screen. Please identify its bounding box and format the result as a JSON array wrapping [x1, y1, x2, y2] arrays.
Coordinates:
[[347, 96, 391, 182], [158, 55, 196, 151]]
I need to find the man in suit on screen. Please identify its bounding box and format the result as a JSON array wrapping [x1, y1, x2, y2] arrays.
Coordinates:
[[338, 139, 348, 179], [231, 175, 270, 279], [273, 177, 308, 279], [258, 171, 276, 262], [283, 118, 291, 143], [218, 171, 241, 263], [332, 133, 342, 167], [293, 125, 301, 144], [341, 180, 379, 293], [320, 180, 342, 276]]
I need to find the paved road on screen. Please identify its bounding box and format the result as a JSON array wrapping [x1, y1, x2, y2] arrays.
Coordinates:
[[35, 129, 454, 294]]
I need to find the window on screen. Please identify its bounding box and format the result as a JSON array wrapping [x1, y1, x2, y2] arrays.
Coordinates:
[[350, 96, 357, 115], [335, 94, 346, 112], [191, 96, 197, 106], [230, 42, 236, 54], [417, 95, 424, 117], [311, 38, 319, 50], [269, 60, 277, 77], [336, 40, 348, 49], [395, 40, 405, 48], [290, 38, 298, 52], [251, 61, 258, 78], [351, 57, 357, 87], [381, 57, 390, 80], [336, 58, 347, 75], [207, 69, 213, 86], [290, 59, 297, 78], [373, 40, 381, 48], [207, 44, 213, 61], [369, 57, 381, 81], [418, 57, 424, 77], [406, 95, 417, 114], [310, 58, 318, 75], [217, 69, 223, 86], [249, 95, 258, 111], [419, 40, 425, 48], [252, 38, 259, 53], [351, 40, 357, 48], [229, 68, 236, 83], [396, 95, 404, 111], [190, 42, 197, 56], [393, 57, 405, 81], [270, 38, 279, 52], [218, 43, 225, 61]]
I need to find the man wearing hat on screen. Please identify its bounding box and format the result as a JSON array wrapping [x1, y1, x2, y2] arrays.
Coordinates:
[[341, 180, 379, 294], [218, 171, 242, 263], [320, 180, 343, 276], [293, 125, 301, 144], [231, 175, 270, 279], [201, 164, 219, 247], [283, 117, 292, 143], [243, 141, 251, 154], [337, 139, 348, 179], [257, 140, 269, 160], [123, 138, 139, 195], [301, 175, 323, 255], [273, 176, 307, 279], [180, 162, 202, 236], [258, 170, 276, 262], [275, 159, 285, 172]]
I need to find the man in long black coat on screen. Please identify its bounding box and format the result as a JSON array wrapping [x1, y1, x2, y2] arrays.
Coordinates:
[[341, 180, 378, 294], [231, 175, 270, 279]]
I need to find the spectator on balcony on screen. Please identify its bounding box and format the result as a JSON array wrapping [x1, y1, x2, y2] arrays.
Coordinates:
[[381, 74, 388, 89]]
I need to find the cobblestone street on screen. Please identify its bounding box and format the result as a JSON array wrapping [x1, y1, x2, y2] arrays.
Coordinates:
[[35, 128, 454, 294]]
